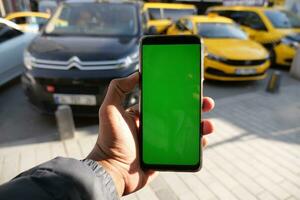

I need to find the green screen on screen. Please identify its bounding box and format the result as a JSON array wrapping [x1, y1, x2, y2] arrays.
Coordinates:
[[142, 44, 201, 166]]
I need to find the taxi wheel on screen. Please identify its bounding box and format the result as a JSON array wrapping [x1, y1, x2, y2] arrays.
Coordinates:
[[269, 48, 276, 67]]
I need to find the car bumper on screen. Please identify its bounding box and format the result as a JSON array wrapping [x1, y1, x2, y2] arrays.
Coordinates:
[[204, 58, 270, 81], [22, 65, 138, 116], [274, 44, 297, 66]]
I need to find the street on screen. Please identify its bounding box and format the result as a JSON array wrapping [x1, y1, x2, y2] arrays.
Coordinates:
[[0, 68, 297, 147], [1, 68, 299, 200]]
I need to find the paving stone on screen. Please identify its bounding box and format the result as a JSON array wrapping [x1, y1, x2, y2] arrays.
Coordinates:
[[231, 185, 257, 200], [63, 139, 83, 159], [154, 188, 178, 200], [258, 191, 278, 200], [121, 194, 138, 200], [206, 181, 238, 200], [161, 172, 195, 198], [50, 141, 67, 158], [178, 192, 199, 200], [135, 186, 159, 200], [255, 176, 290, 199], [150, 174, 177, 200], [279, 180, 300, 199], [1, 152, 20, 182], [19, 146, 35, 172], [178, 173, 217, 200], [35, 143, 52, 165]]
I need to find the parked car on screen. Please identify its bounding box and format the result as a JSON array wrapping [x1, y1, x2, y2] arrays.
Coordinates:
[[167, 15, 270, 81], [207, 6, 300, 67], [143, 2, 197, 34], [5, 12, 51, 33], [0, 18, 36, 86], [22, 0, 140, 116]]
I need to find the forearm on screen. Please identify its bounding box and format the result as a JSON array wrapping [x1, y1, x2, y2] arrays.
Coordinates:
[[0, 157, 119, 200]]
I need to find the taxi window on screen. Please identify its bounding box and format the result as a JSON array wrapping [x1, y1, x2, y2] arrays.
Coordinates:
[[148, 8, 161, 20], [35, 17, 49, 25], [163, 9, 196, 21], [265, 10, 300, 28], [0, 23, 23, 43], [214, 10, 267, 31], [11, 17, 27, 24]]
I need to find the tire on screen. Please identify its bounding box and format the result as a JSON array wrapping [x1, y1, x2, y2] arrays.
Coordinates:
[[269, 47, 277, 67]]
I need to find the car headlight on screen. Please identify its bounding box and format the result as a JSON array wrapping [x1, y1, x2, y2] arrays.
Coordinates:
[[206, 53, 227, 62], [121, 50, 139, 68], [24, 51, 35, 70], [281, 37, 299, 48]]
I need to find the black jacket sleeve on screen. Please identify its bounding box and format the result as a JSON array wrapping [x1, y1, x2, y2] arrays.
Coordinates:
[[0, 157, 119, 200]]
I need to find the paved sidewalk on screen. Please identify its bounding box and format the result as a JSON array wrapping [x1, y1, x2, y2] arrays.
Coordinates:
[[0, 84, 300, 200]]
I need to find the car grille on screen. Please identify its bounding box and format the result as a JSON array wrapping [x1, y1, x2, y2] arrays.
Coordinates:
[[31, 56, 127, 70], [221, 59, 268, 66]]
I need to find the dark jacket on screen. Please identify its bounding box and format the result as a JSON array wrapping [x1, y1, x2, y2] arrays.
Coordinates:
[[0, 157, 119, 200]]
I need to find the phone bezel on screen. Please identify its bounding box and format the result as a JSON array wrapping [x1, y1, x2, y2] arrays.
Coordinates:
[[139, 35, 203, 171]]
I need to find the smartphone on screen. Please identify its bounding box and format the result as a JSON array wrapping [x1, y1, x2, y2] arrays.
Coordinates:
[[140, 35, 203, 171]]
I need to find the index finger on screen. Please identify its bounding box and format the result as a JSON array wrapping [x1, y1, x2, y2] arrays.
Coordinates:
[[102, 72, 139, 107]]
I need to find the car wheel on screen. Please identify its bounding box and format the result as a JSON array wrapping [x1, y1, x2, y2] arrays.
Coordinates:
[[269, 48, 277, 67]]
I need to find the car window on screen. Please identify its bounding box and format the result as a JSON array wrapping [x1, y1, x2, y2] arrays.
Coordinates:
[[215, 10, 267, 31], [197, 22, 247, 39], [163, 9, 196, 21], [11, 17, 27, 24], [148, 8, 161, 20], [30, 17, 49, 25], [45, 3, 139, 36], [0, 23, 23, 43], [265, 10, 300, 28]]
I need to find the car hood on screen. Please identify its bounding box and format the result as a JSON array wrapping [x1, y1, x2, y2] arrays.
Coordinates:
[[28, 35, 139, 61], [204, 39, 268, 60], [275, 28, 300, 37]]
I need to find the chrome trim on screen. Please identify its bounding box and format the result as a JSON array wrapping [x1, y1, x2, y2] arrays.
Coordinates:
[[31, 56, 128, 70]]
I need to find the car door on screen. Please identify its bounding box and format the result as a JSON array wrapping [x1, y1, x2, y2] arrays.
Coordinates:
[[0, 23, 31, 85]]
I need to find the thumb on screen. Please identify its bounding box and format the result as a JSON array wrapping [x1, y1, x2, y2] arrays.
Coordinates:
[[103, 72, 139, 107]]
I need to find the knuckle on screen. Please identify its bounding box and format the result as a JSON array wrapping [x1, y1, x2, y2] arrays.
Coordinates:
[[110, 78, 121, 88]]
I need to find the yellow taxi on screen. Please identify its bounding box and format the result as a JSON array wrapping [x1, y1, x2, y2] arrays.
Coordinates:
[[5, 12, 50, 33], [143, 3, 197, 34], [167, 15, 270, 81], [207, 6, 300, 67]]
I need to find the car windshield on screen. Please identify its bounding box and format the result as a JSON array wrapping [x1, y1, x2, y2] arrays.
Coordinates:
[[44, 3, 138, 36], [197, 23, 247, 39], [163, 9, 196, 21], [265, 10, 300, 29]]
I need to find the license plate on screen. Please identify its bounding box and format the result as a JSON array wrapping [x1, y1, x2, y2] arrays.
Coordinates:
[[54, 94, 96, 106], [235, 69, 257, 75]]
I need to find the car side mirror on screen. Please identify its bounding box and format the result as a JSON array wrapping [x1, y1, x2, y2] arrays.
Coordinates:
[[147, 26, 158, 35], [175, 21, 188, 31]]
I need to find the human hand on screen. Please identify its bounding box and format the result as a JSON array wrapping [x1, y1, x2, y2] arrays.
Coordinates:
[[87, 72, 215, 196]]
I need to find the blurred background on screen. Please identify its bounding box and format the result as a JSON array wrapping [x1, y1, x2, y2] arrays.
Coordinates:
[[0, 0, 300, 199]]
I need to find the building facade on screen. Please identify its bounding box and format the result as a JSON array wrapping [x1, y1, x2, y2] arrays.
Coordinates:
[[0, 0, 32, 17]]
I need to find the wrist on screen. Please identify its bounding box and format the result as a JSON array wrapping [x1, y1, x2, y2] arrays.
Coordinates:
[[87, 147, 126, 197], [98, 160, 125, 197]]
